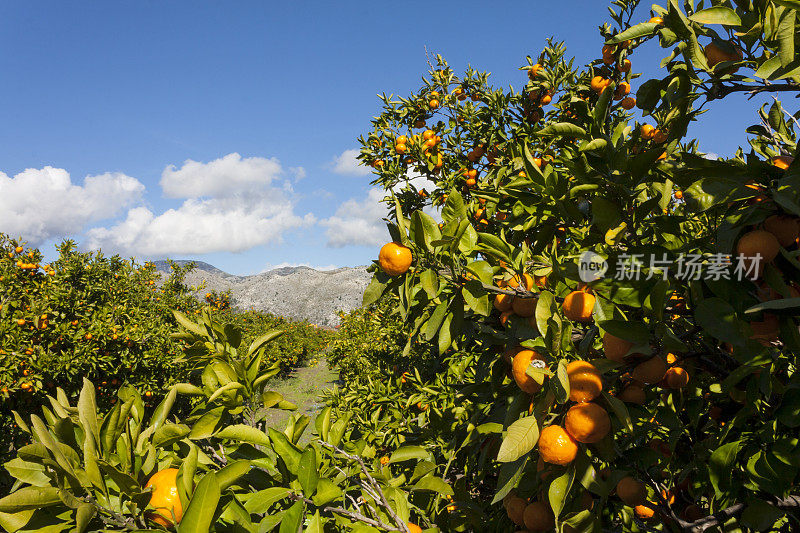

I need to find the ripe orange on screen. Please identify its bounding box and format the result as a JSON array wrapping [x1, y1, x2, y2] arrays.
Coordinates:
[[505, 272, 535, 291], [380, 455, 390, 465], [16, 318, 26, 326], [618, 59, 632, 73], [564, 403, 611, 443], [665, 367, 689, 389], [566, 361, 603, 402], [614, 82, 631, 99], [635, 504, 655, 519], [704, 42, 743, 70], [540, 94, 552, 106], [506, 496, 528, 525], [590, 76, 610, 93], [618, 384, 646, 404], [640, 124, 656, 139], [428, 99, 440, 109], [632, 356, 667, 384], [145, 468, 183, 527], [523, 501, 554, 531], [512, 296, 537, 318], [528, 63, 542, 78], [652, 130, 668, 144], [512, 349, 547, 394], [763, 215, 799, 247], [603, 332, 633, 362], [494, 293, 514, 312], [422, 129, 435, 140], [649, 16, 664, 25], [395, 143, 407, 154], [14, 246, 23, 254], [407, 523, 422, 533], [736, 230, 780, 275], [674, 190, 683, 199], [616, 476, 647, 506], [620, 96, 636, 110], [562, 290, 595, 322], [772, 155, 794, 170], [538, 425, 578, 465], [378, 242, 413, 276]]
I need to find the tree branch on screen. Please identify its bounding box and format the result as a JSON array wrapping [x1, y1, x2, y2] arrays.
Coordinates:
[[682, 495, 800, 532], [287, 492, 402, 531]]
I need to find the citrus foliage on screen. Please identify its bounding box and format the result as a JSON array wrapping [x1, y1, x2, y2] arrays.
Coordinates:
[[357, 0, 800, 530], [0, 310, 442, 533]]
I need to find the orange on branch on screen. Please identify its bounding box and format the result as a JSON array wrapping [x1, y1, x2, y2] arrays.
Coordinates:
[[562, 290, 595, 322], [378, 242, 413, 276], [512, 349, 547, 394], [616, 476, 647, 506], [566, 360, 603, 402], [523, 501, 554, 531], [632, 356, 667, 385], [564, 402, 610, 443], [145, 468, 183, 527], [538, 425, 578, 465]]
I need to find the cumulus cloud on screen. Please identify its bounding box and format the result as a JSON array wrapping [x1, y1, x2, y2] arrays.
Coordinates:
[[321, 188, 388, 248], [0, 166, 144, 244], [321, 172, 441, 248], [332, 148, 370, 176], [88, 153, 314, 256], [161, 153, 283, 198]]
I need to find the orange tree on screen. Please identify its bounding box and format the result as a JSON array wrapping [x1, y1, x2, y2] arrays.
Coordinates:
[[359, 0, 800, 530]]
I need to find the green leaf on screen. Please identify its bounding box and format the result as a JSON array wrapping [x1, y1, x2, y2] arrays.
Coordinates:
[[3, 458, 50, 487], [243, 487, 290, 514], [579, 138, 608, 152], [777, 8, 796, 68], [278, 500, 304, 533], [535, 291, 555, 338], [74, 503, 96, 533], [362, 275, 388, 307], [215, 424, 271, 447], [688, 7, 741, 26], [548, 466, 575, 518], [695, 298, 747, 346], [389, 446, 430, 463], [603, 392, 633, 432], [247, 330, 284, 357], [306, 511, 324, 533], [741, 500, 783, 531], [188, 407, 224, 440], [462, 280, 489, 316], [148, 386, 177, 433], [607, 22, 660, 43], [599, 320, 649, 345], [216, 460, 252, 491], [497, 416, 539, 463], [777, 388, 800, 428], [298, 447, 319, 496], [413, 475, 454, 495], [177, 472, 221, 533], [0, 487, 62, 512], [172, 309, 205, 337], [268, 428, 302, 474], [154, 423, 190, 448], [312, 478, 342, 506], [745, 297, 800, 314], [491, 457, 529, 504], [77, 379, 100, 451], [709, 441, 742, 497], [538, 122, 587, 138]]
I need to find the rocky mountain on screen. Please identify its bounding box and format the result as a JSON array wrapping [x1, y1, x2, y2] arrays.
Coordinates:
[[153, 260, 372, 327]]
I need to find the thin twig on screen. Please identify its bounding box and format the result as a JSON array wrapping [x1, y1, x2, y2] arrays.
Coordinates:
[[287, 493, 402, 531]]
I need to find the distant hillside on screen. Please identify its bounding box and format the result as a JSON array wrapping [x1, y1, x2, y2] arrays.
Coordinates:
[[154, 261, 371, 327]]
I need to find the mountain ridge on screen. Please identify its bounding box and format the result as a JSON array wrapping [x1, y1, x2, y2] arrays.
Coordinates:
[[154, 260, 372, 327]]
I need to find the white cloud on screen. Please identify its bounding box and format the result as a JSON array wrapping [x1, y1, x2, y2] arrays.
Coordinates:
[[289, 166, 306, 181], [161, 153, 283, 198], [332, 148, 370, 176], [88, 153, 314, 257], [0, 166, 144, 244], [321, 188, 388, 248]]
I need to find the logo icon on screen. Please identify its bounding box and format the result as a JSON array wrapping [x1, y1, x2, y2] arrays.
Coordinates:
[[578, 251, 608, 282]]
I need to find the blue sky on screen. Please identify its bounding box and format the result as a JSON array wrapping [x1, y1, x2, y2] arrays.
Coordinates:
[[0, 1, 774, 275]]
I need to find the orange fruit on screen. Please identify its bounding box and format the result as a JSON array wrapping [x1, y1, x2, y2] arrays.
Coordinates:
[[704, 42, 743, 71], [590, 76, 610, 93], [562, 290, 595, 322], [494, 293, 514, 312], [652, 130, 668, 144], [512, 349, 547, 394], [506, 496, 528, 525], [538, 425, 578, 465], [523, 501, 554, 531], [616, 476, 646, 506], [763, 215, 799, 247], [380, 455, 390, 465], [649, 16, 664, 25], [736, 230, 780, 276], [635, 504, 655, 519], [566, 361, 603, 403], [145, 468, 183, 527], [407, 523, 422, 533], [772, 155, 794, 170], [422, 129, 435, 140], [618, 384, 646, 404], [500, 310, 513, 327], [378, 242, 413, 276], [614, 82, 631, 99], [512, 296, 538, 318], [505, 272, 535, 291], [632, 356, 667, 384], [428, 99, 440, 109], [564, 403, 611, 443], [540, 94, 552, 106], [528, 63, 542, 78], [618, 59, 632, 73], [674, 190, 683, 199], [603, 332, 633, 362], [665, 367, 689, 389], [620, 96, 636, 110], [640, 124, 655, 139]]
